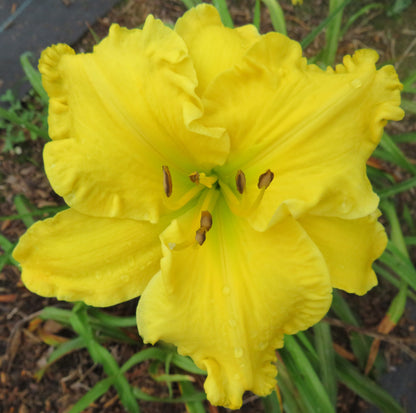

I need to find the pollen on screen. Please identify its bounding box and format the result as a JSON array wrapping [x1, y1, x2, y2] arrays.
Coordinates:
[[162, 165, 172, 197], [235, 170, 246, 194], [195, 228, 206, 245], [189, 172, 200, 184], [200, 210, 212, 231], [257, 169, 274, 189]]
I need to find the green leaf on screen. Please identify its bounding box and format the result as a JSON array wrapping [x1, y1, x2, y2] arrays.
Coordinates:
[[339, 3, 383, 38], [261, 0, 287, 35], [378, 176, 416, 198], [179, 0, 201, 9], [88, 308, 137, 327], [331, 291, 370, 367], [154, 373, 195, 383], [320, 0, 345, 66], [0, 106, 49, 140], [68, 376, 116, 413], [379, 133, 416, 175], [20, 52, 48, 103], [314, 322, 337, 407], [301, 0, 351, 50], [212, 0, 234, 28], [171, 353, 206, 375], [253, 0, 261, 31], [36, 337, 86, 380], [402, 98, 416, 114], [70, 304, 139, 413], [180, 381, 206, 413], [0, 205, 67, 222], [380, 242, 416, 291], [261, 390, 282, 413], [281, 335, 335, 413], [13, 195, 35, 228], [132, 386, 206, 403]]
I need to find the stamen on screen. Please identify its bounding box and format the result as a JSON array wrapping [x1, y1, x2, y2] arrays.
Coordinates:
[[195, 228, 206, 245], [189, 172, 200, 184], [235, 170, 246, 194], [162, 165, 172, 197], [200, 210, 212, 231], [257, 169, 274, 189]]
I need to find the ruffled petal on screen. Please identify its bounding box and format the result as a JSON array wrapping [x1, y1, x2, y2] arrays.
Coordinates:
[[137, 199, 332, 408], [12, 209, 166, 306], [202, 33, 404, 230], [299, 211, 387, 295], [175, 4, 260, 95], [39, 16, 229, 223]]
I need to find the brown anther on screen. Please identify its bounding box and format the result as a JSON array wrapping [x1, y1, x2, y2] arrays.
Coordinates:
[[162, 165, 172, 197], [257, 169, 274, 189], [195, 228, 206, 245], [189, 172, 200, 184], [235, 170, 246, 194], [200, 210, 212, 232]]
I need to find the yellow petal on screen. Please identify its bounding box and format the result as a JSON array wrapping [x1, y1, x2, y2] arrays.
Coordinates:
[[299, 211, 387, 295], [39, 17, 229, 222], [12, 209, 166, 306], [202, 33, 404, 229], [137, 199, 332, 408], [175, 4, 260, 95]]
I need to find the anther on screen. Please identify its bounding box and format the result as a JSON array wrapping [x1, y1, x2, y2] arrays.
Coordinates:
[[257, 169, 274, 189], [189, 172, 200, 184], [162, 165, 172, 197], [195, 228, 206, 245], [235, 170, 246, 194], [200, 210, 212, 231]]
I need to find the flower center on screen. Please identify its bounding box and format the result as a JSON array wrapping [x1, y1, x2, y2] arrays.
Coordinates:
[[162, 165, 275, 246]]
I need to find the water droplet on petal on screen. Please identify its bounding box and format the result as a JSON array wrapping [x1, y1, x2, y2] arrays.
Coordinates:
[[341, 199, 352, 213], [228, 319, 237, 328], [257, 342, 267, 350], [234, 347, 244, 358], [222, 286, 230, 295], [351, 79, 362, 89], [168, 242, 176, 250]]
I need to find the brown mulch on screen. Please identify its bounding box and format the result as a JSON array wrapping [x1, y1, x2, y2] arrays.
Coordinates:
[[1, 1, 416, 412]]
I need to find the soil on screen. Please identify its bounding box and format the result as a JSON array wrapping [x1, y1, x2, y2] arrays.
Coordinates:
[[1, 1, 416, 412]]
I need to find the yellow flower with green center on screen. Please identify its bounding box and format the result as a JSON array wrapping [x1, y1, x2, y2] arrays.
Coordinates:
[[13, 4, 403, 409]]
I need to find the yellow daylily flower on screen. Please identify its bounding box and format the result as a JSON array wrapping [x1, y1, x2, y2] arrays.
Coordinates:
[[13, 4, 403, 409]]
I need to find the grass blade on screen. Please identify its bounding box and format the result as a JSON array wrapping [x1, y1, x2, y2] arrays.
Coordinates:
[[20, 52, 48, 103], [314, 322, 337, 407], [180, 381, 206, 413], [282, 335, 335, 413], [261, 390, 282, 413], [378, 176, 416, 198], [68, 377, 115, 413], [321, 0, 345, 66], [262, 0, 287, 34], [0, 106, 49, 140], [212, 0, 234, 28], [378, 132, 416, 175], [14, 195, 35, 228], [301, 0, 351, 50], [253, 0, 261, 31], [380, 242, 416, 291]]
